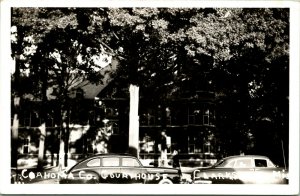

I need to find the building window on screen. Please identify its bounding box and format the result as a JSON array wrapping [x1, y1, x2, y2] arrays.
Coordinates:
[[105, 108, 118, 118], [188, 136, 202, 153], [23, 111, 31, 127], [188, 114, 195, 124], [203, 109, 210, 125], [204, 142, 211, 154], [188, 106, 215, 126], [31, 111, 41, 127], [46, 115, 54, 127], [140, 113, 156, 126], [166, 107, 172, 125], [111, 121, 119, 134], [188, 144, 195, 153], [140, 134, 155, 154], [23, 138, 30, 154]]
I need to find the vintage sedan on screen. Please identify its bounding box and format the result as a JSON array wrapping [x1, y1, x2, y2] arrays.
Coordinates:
[[192, 155, 288, 184], [59, 154, 182, 184]]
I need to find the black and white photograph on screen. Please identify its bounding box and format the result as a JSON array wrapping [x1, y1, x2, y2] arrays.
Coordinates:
[[0, 0, 299, 195]]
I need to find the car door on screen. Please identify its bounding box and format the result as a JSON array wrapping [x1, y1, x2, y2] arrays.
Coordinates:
[[96, 156, 122, 183], [194, 160, 238, 184], [233, 158, 256, 184], [253, 158, 286, 184], [66, 158, 102, 184], [119, 157, 146, 184]]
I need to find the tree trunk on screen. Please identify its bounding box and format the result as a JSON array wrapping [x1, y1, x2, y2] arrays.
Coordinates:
[[37, 63, 48, 170], [58, 135, 65, 169], [58, 104, 65, 169], [11, 113, 19, 168], [11, 26, 26, 169], [37, 123, 46, 170], [11, 58, 21, 169], [128, 84, 139, 158], [64, 105, 71, 167]]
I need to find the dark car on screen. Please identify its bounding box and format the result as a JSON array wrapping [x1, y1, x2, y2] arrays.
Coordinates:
[[192, 155, 288, 184], [59, 154, 182, 184]]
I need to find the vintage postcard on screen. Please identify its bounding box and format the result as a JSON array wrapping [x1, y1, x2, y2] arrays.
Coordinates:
[[0, 0, 299, 195]]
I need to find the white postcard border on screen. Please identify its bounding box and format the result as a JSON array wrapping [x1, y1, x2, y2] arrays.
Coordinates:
[[0, 0, 299, 195]]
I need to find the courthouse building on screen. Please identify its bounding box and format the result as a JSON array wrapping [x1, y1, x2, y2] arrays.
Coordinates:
[[95, 81, 218, 160], [13, 62, 218, 166]]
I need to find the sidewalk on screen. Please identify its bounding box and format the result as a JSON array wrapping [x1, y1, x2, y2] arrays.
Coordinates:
[[31, 177, 59, 184], [12, 156, 80, 184], [14, 160, 77, 184], [18, 166, 61, 184]]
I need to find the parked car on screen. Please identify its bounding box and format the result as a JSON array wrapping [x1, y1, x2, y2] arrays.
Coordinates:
[[192, 155, 288, 184], [59, 154, 182, 184]]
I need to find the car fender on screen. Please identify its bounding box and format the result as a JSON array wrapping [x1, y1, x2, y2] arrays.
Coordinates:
[[78, 170, 100, 183], [158, 178, 173, 184]]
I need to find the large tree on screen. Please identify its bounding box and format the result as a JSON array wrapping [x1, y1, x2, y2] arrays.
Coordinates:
[[11, 8, 113, 168], [100, 8, 288, 163]]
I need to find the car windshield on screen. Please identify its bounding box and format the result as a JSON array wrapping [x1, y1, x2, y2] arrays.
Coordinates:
[[213, 159, 228, 167], [213, 158, 235, 168]]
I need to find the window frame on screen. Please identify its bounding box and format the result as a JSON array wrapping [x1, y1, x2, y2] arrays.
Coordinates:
[[254, 159, 268, 168], [23, 138, 30, 154], [234, 158, 253, 168], [101, 157, 120, 167], [86, 158, 101, 167], [121, 157, 142, 167]]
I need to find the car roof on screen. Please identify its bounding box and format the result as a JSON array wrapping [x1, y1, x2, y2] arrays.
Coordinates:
[[82, 153, 137, 160], [67, 153, 139, 172], [222, 155, 270, 161]]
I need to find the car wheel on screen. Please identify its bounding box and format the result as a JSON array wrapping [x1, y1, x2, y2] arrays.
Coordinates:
[[84, 172, 100, 184], [158, 178, 173, 184]]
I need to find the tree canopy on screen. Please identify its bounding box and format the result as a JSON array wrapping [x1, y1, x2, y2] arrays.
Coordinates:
[[11, 7, 289, 165]]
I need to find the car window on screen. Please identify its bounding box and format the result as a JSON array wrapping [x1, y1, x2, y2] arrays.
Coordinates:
[[87, 158, 101, 167], [214, 159, 225, 167], [235, 158, 252, 168], [226, 160, 235, 167], [122, 157, 141, 167], [255, 159, 268, 167], [215, 159, 235, 168], [267, 159, 276, 167], [102, 157, 120, 167]]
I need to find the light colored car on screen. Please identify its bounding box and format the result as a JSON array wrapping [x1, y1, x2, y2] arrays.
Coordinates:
[[192, 155, 288, 184]]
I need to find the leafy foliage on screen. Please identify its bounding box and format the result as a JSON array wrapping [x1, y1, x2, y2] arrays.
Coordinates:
[[11, 8, 289, 164]]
